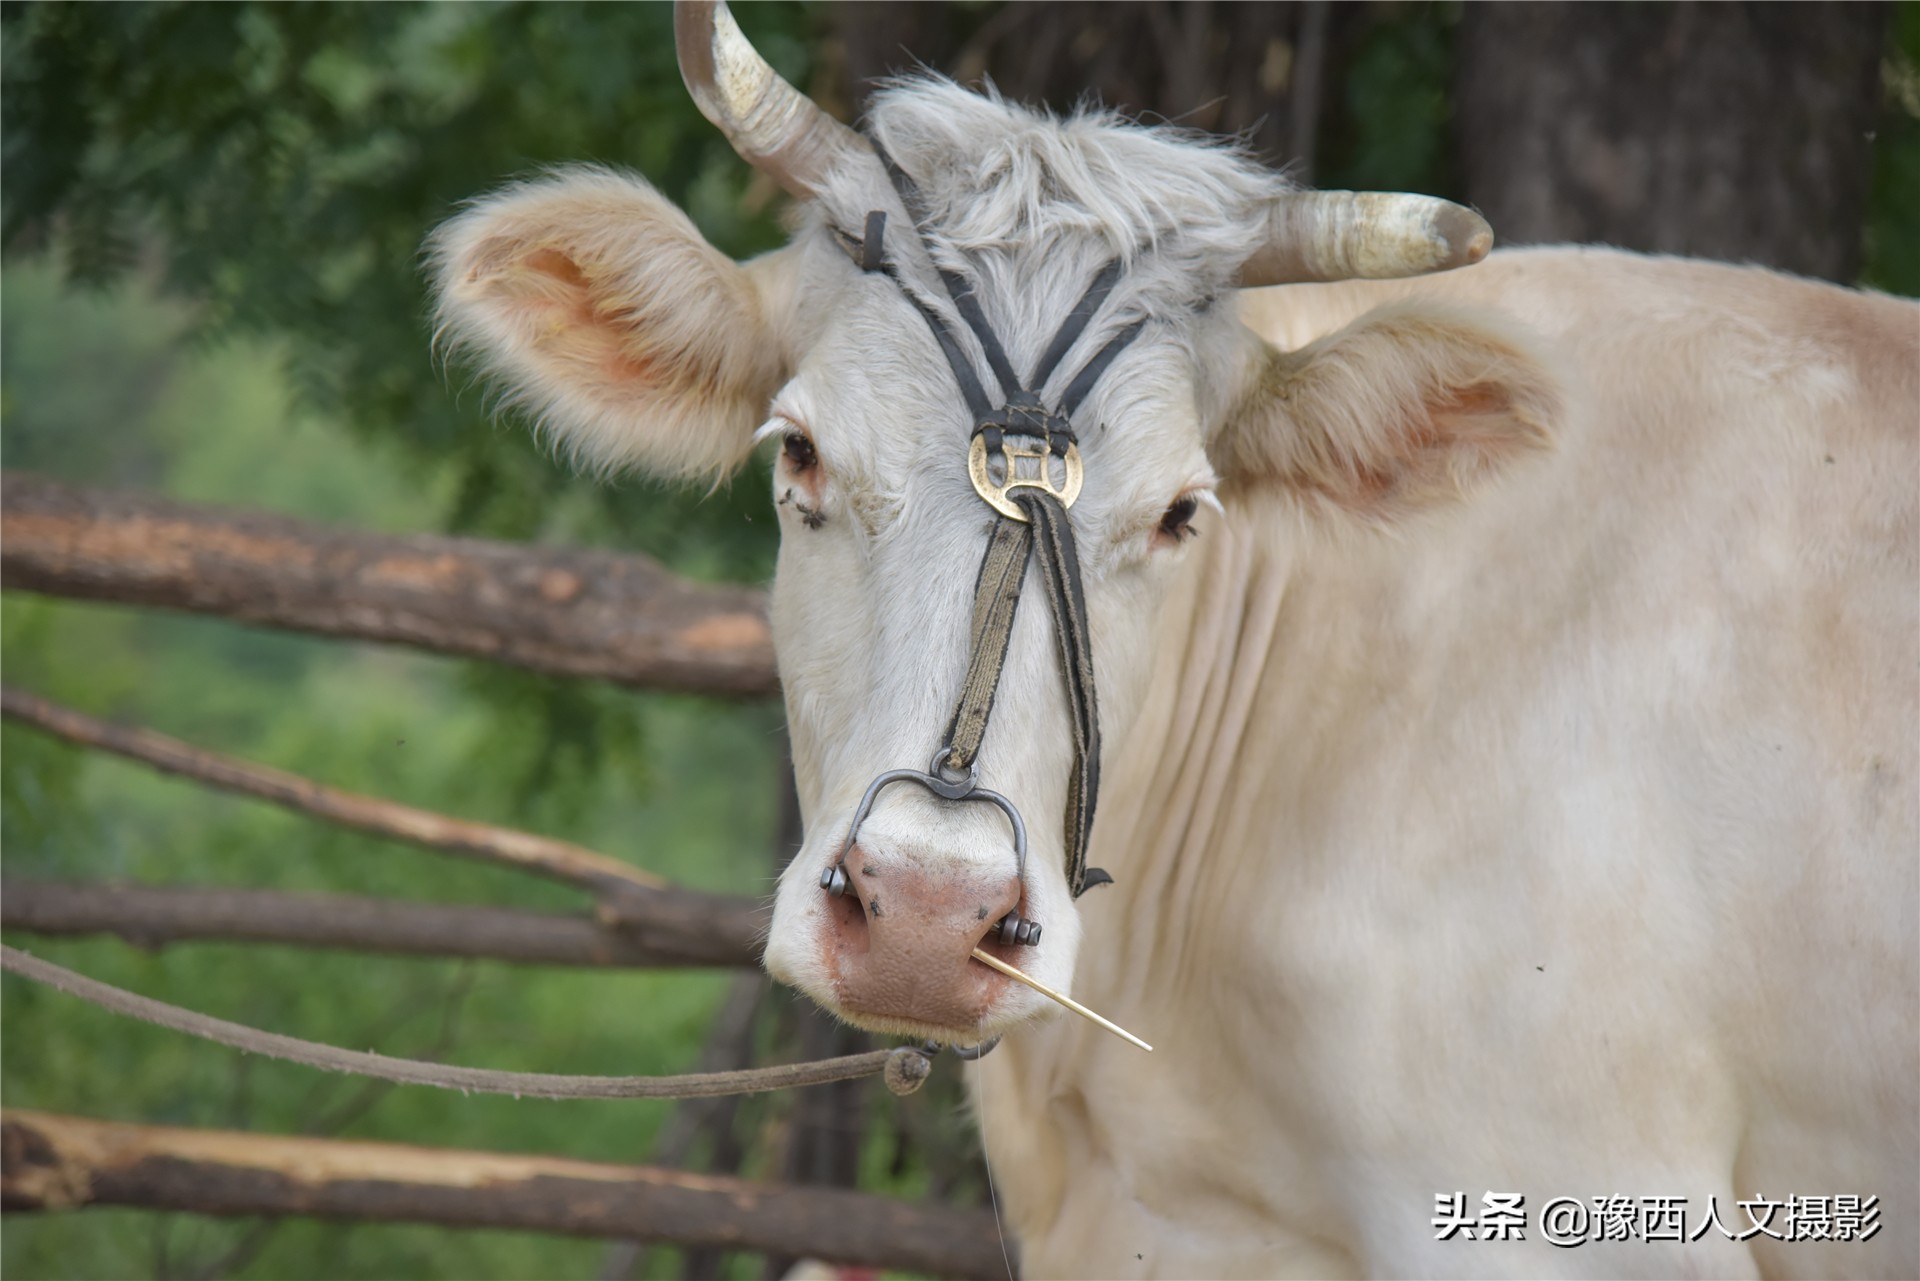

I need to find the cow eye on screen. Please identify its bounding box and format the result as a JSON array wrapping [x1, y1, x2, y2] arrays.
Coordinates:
[[1157, 494, 1200, 544], [782, 432, 818, 471]]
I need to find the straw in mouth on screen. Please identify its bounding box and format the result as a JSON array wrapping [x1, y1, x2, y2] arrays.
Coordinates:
[[970, 947, 1153, 1052]]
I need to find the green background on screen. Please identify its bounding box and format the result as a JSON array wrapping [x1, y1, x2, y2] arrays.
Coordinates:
[[3, 3, 1915, 1279]]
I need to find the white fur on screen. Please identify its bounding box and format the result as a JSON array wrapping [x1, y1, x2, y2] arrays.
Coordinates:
[[434, 77, 1918, 1277], [984, 252, 1918, 1278], [430, 167, 796, 479]]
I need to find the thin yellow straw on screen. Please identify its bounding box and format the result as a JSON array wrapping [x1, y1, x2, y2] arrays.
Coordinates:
[[970, 948, 1153, 1052]]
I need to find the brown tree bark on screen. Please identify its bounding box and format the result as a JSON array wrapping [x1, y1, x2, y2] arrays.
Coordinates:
[[0, 1111, 1006, 1280], [0, 881, 763, 970], [826, 1, 1328, 174], [0, 473, 777, 697], [1, 683, 771, 962], [1, 685, 665, 896], [1456, 2, 1887, 280]]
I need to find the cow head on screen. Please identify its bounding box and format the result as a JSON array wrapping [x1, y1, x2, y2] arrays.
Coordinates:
[[432, 1, 1556, 1044]]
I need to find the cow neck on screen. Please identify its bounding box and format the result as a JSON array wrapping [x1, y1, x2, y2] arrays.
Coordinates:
[[821, 145, 1136, 940]]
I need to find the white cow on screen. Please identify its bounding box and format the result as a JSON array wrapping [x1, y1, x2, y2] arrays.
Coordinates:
[[434, 5, 1917, 1276]]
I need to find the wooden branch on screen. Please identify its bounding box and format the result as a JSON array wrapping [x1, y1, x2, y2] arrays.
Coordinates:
[[0, 686, 767, 963], [0, 1111, 1008, 1280], [0, 882, 760, 970], [0, 472, 778, 697], [1, 684, 665, 895]]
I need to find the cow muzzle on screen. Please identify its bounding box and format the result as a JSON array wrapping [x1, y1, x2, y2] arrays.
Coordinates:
[[820, 841, 1028, 1036]]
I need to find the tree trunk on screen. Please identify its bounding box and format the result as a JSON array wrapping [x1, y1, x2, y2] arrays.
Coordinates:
[[826, 1, 1326, 174], [1455, 1, 1886, 281]]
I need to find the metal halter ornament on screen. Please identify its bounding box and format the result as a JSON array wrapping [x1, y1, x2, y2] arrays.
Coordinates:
[[820, 751, 1040, 948], [819, 146, 1132, 957], [967, 429, 1083, 520]]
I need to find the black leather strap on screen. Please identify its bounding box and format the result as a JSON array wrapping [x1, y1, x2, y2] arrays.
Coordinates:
[[870, 143, 1139, 443], [1058, 317, 1147, 419], [846, 147, 1128, 898], [936, 501, 1108, 898], [881, 258, 995, 424], [1029, 258, 1122, 390], [1014, 491, 1104, 897]]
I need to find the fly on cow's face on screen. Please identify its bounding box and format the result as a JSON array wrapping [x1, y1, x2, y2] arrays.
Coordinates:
[[777, 488, 827, 530]]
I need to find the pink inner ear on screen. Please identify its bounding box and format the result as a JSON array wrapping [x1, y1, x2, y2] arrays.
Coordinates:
[[489, 244, 668, 396], [523, 246, 589, 289], [1307, 377, 1544, 516], [1435, 381, 1511, 421], [433, 170, 787, 481]]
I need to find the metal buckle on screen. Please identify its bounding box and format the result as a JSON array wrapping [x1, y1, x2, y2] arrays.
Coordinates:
[[820, 757, 1038, 946], [969, 433, 1083, 521], [833, 760, 1029, 883]]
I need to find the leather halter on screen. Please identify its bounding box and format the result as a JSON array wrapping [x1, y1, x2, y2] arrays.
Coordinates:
[[820, 149, 1139, 945]]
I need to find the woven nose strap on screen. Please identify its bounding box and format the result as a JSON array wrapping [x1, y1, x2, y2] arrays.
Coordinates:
[[938, 491, 1106, 898], [857, 142, 1123, 899], [940, 517, 1032, 775], [1016, 491, 1104, 899]]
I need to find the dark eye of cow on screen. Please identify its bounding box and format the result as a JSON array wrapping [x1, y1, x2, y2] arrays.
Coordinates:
[[1158, 494, 1199, 543], [782, 432, 817, 472]]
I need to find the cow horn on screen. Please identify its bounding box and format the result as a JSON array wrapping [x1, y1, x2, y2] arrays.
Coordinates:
[[675, 0, 870, 199], [1236, 191, 1494, 287]]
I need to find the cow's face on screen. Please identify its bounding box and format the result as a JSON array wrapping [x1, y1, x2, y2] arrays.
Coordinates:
[[752, 211, 1249, 1039], [433, 2, 1556, 1044]]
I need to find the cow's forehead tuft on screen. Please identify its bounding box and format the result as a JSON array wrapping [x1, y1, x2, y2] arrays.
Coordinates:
[[853, 77, 1285, 263], [800, 78, 1285, 354]]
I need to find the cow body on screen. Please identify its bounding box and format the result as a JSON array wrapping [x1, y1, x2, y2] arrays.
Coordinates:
[[979, 249, 1919, 1279], [433, 20, 1918, 1272]]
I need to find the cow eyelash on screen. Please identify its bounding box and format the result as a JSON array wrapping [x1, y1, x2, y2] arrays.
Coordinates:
[[1158, 494, 1200, 543]]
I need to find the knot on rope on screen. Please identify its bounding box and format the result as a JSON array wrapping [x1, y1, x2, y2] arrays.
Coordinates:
[[882, 1045, 934, 1096]]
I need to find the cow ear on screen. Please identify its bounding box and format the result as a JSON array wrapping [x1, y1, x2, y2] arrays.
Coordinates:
[[431, 168, 794, 481], [1212, 299, 1561, 519]]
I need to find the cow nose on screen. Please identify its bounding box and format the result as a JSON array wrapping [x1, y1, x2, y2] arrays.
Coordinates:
[[821, 853, 1026, 1032]]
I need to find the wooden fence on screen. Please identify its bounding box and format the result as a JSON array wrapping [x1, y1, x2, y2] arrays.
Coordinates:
[[0, 471, 1006, 1279]]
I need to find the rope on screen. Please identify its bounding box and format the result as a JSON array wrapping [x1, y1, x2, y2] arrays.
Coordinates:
[[0, 945, 930, 1100]]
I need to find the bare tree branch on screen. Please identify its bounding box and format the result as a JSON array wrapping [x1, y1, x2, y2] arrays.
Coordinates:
[[1, 882, 762, 970], [0, 473, 778, 697], [0, 684, 768, 960], [2, 685, 670, 895], [1, 1111, 1007, 1280]]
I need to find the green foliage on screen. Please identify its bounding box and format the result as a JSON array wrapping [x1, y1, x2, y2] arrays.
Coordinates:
[[0, 257, 802, 1280], [1864, 1, 1920, 294], [1318, 4, 1459, 199], [3, 3, 1913, 1276], [1, 0, 804, 566]]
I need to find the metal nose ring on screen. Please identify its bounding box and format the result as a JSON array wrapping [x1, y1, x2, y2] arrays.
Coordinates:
[[820, 757, 1038, 946]]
